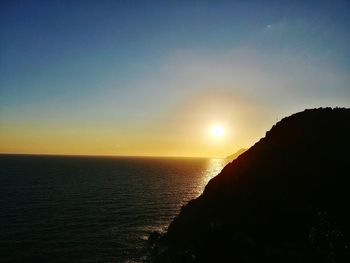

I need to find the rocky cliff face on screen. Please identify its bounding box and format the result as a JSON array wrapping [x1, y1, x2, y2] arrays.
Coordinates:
[[150, 108, 350, 263]]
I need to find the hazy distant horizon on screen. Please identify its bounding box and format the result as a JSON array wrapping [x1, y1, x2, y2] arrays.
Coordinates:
[[0, 151, 230, 159]]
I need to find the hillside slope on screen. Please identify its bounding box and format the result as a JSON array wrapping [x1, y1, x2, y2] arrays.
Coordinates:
[[151, 108, 350, 263], [225, 148, 247, 162]]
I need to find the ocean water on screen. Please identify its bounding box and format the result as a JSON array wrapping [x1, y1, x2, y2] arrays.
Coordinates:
[[0, 155, 226, 262]]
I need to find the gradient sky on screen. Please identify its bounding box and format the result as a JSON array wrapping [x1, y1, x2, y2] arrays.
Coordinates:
[[1, 0, 350, 157]]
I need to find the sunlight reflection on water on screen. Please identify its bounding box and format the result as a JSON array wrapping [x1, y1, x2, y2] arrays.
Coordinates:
[[194, 158, 227, 197]]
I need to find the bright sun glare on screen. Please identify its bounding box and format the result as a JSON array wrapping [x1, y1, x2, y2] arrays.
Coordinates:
[[210, 125, 225, 138]]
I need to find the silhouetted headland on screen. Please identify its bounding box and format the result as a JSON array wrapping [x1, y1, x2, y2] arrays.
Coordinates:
[[225, 148, 247, 162], [149, 107, 350, 263]]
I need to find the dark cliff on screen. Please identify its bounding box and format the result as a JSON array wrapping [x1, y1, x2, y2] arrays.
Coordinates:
[[150, 108, 350, 263]]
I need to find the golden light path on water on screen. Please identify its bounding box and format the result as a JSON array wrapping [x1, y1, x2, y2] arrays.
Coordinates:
[[193, 158, 227, 198], [144, 158, 228, 237]]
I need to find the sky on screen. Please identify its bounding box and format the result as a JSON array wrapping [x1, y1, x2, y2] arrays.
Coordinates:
[[1, 0, 349, 157]]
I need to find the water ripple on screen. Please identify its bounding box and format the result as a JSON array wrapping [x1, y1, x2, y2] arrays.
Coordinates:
[[0, 155, 226, 262]]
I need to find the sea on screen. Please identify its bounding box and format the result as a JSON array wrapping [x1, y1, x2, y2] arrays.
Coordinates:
[[0, 154, 226, 262]]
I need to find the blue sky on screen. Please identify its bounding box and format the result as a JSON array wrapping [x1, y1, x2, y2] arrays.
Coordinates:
[[1, 0, 350, 156]]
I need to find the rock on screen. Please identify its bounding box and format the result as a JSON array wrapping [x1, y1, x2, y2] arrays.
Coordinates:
[[152, 108, 350, 263]]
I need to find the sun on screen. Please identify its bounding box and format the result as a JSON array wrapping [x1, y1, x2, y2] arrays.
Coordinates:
[[210, 125, 225, 138]]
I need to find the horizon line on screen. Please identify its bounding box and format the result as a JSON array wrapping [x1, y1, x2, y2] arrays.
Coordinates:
[[0, 152, 226, 159]]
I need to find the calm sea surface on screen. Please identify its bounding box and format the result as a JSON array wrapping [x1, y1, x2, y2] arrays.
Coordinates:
[[0, 155, 226, 262]]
